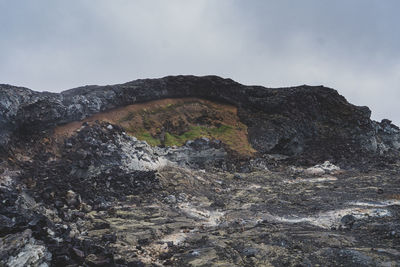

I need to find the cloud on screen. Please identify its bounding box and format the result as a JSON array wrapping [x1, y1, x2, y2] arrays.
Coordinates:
[[0, 0, 399, 124]]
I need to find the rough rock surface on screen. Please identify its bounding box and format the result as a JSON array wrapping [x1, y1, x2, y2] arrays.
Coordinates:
[[0, 76, 399, 266], [1, 75, 399, 162], [20, 122, 228, 207]]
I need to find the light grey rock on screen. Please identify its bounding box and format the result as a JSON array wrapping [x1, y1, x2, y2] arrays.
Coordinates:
[[305, 161, 340, 176], [1, 229, 51, 267]]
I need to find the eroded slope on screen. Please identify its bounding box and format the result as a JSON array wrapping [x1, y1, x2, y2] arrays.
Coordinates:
[[54, 98, 255, 157]]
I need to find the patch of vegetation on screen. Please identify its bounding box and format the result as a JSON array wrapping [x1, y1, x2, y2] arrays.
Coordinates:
[[128, 124, 237, 148], [164, 126, 209, 146], [142, 115, 153, 130], [147, 102, 186, 115], [130, 128, 161, 146], [164, 132, 181, 146], [88, 98, 256, 156], [163, 125, 235, 147]]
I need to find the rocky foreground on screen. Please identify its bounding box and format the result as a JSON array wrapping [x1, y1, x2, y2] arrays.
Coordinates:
[[0, 76, 399, 266]]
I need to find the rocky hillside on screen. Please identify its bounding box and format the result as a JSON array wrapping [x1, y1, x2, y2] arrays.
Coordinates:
[[0, 76, 399, 266], [53, 97, 255, 157], [1, 75, 399, 163]]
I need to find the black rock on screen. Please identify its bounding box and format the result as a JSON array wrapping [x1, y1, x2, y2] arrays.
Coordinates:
[[71, 247, 85, 260], [242, 247, 258, 257], [0, 214, 15, 235], [233, 173, 243, 179], [55, 200, 64, 208], [341, 214, 356, 228], [102, 234, 117, 243], [93, 221, 110, 230]]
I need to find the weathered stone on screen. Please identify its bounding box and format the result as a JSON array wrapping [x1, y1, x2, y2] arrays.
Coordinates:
[[85, 254, 111, 266]]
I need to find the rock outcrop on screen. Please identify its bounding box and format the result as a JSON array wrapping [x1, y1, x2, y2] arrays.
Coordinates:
[[1, 75, 399, 163]]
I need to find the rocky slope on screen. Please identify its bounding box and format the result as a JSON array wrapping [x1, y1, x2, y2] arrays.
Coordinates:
[[1, 75, 399, 162], [0, 75, 399, 266]]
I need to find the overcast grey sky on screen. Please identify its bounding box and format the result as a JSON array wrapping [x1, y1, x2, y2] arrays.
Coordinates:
[[0, 0, 399, 124]]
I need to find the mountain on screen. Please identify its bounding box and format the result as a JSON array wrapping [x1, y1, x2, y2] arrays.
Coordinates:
[[1, 76, 399, 266]]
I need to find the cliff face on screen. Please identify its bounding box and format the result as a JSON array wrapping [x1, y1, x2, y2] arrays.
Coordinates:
[[1, 75, 399, 162]]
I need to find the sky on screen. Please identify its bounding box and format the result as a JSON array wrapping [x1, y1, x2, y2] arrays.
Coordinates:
[[0, 0, 399, 125]]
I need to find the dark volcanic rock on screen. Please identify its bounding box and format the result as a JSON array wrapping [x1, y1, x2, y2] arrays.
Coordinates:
[[1, 75, 399, 163], [1, 75, 399, 266], [21, 122, 159, 206]]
